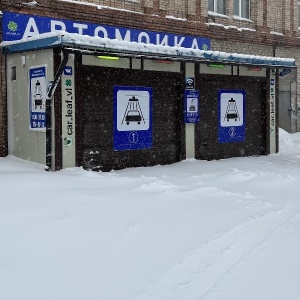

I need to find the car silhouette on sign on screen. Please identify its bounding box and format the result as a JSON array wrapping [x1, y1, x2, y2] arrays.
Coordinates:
[[225, 98, 239, 122], [126, 110, 142, 125]]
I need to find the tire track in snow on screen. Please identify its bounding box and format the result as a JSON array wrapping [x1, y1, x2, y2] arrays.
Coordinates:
[[198, 211, 300, 300], [134, 204, 300, 300]]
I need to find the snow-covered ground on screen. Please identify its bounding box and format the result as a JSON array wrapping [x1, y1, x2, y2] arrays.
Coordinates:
[[1, 129, 300, 300]]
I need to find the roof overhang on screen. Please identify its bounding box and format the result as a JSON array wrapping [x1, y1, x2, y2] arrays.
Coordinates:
[[1, 32, 296, 68]]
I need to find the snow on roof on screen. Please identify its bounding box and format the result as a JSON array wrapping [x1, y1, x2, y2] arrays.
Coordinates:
[[1, 32, 296, 68], [206, 22, 256, 32]]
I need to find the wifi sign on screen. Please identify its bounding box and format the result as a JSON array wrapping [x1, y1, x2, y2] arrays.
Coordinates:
[[185, 77, 194, 89]]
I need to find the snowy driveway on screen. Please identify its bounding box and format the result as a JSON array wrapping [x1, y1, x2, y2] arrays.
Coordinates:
[[1, 130, 300, 300]]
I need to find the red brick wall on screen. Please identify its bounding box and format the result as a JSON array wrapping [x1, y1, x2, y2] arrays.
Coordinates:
[[1, 0, 299, 47]]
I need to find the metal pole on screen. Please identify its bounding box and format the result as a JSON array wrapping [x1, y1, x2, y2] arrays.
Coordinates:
[[45, 50, 69, 171]]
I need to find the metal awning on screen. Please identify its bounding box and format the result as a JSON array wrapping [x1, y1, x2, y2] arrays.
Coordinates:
[[1, 32, 296, 68]]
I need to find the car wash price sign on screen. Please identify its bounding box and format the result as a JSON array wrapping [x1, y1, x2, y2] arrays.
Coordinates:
[[218, 90, 245, 143], [184, 90, 200, 123], [114, 86, 152, 151], [29, 65, 47, 131]]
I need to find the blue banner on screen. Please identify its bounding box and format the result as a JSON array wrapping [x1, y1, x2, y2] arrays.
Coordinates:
[[184, 90, 200, 123], [2, 12, 210, 51], [218, 90, 245, 143], [29, 66, 47, 131], [114, 86, 153, 151]]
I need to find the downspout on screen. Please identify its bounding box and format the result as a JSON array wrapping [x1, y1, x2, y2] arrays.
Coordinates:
[[272, 42, 277, 57], [45, 49, 69, 171]]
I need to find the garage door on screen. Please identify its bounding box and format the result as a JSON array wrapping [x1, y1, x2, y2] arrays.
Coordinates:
[[76, 65, 183, 171], [195, 75, 267, 160]]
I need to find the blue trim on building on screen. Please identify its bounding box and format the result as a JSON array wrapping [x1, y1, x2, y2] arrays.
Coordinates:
[[2, 36, 62, 54]]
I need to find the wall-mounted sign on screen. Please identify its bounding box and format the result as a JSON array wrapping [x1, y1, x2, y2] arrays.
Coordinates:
[[29, 65, 47, 131], [269, 71, 276, 153], [185, 77, 195, 90], [61, 59, 76, 168], [114, 86, 152, 151], [279, 68, 291, 77], [218, 90, 245, 143], [184, 90, 200, 123], [2, 12, 210, 51]]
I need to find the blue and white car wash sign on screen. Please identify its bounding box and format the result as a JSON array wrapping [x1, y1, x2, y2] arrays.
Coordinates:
[[184, 90, 200, 123], [218, 90, 245, 143], [29, 65, 47, 131], [2, 12, 210, 51], [114, 86, 152, 151]]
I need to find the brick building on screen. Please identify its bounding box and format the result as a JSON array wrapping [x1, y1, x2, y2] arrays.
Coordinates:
[[0, 0, 298, 169]]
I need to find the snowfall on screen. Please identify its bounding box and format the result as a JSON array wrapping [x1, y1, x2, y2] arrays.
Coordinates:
[[1, 129, 300, 300]]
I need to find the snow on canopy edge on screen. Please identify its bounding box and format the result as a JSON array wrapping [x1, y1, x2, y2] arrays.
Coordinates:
[[1, 32, 296, 67]]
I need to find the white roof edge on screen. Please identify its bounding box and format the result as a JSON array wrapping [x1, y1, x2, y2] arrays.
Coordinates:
[[1, 32, 296, 67]]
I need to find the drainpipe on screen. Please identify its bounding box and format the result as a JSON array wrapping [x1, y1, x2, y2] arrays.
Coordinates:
[[272, 42, 278, 57], [45, 50, 69, 171]]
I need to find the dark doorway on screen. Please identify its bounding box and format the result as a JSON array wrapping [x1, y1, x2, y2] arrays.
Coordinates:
[[195, 75, 267, 160], [76, 65, 183, 171], [279, 91, 292, 133]]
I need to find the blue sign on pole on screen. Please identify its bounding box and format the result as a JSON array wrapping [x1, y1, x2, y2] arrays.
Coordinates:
[[2, 12, 210, 51], [185, 77, 195, 90], [29, 65, 47, 131], [218, 90, 245, 143], [184, 90, 200, 123], [64, 66, 73, 76], [279, 68, 291, 77], [114, 86, 153, 151]]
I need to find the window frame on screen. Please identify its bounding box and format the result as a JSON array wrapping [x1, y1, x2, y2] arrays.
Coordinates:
[[208, 0, 227, 15], [234, 0, 250, 19]]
